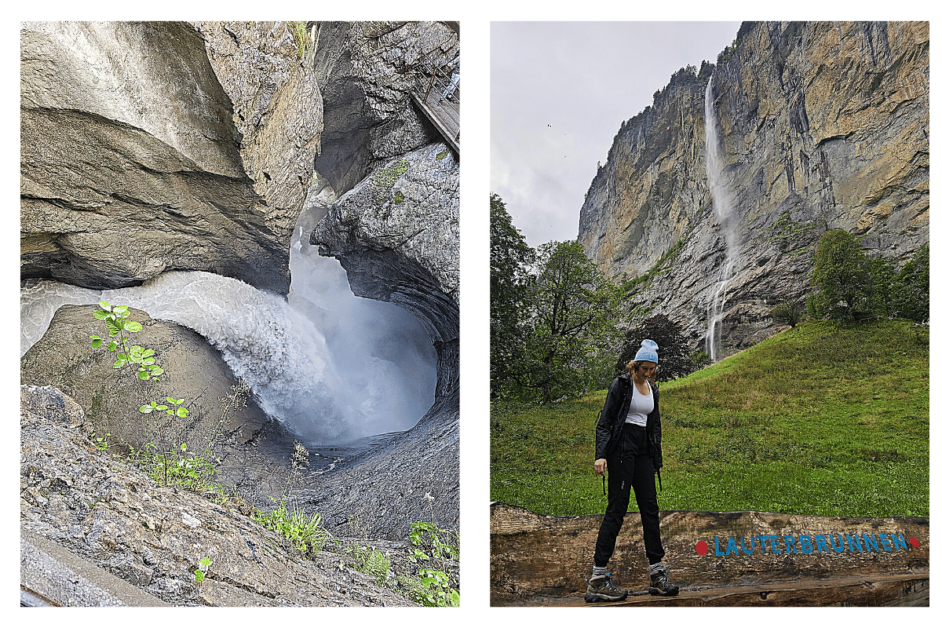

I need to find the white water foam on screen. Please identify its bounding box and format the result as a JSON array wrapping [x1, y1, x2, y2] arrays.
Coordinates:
[[20, 202, 436, 445]]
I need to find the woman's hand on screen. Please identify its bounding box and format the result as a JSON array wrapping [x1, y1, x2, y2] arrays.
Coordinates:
[[594, 458, 607, 475]]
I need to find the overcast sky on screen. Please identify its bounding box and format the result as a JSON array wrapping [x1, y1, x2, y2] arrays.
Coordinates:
[[491, 21, 741, 247]]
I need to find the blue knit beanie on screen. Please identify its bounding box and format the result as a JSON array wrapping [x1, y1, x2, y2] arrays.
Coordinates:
[[634, 339, 659, 364]]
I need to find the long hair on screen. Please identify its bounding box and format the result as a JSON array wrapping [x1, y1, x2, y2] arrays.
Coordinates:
[[625, 359, 657, 384]]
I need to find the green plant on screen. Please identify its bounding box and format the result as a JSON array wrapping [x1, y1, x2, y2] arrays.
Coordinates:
[[90, 301, 164, 381], [404, 495, 460, 606], [409, 569, 459, 607], [194, 556, 212, 584], [347, 544, 391, 586], [92, 432, 111, 451], [253, 498, 329, 558], [290, 21, 308, 59], [87, 304, 240, 505], [769, 300, 803, 328]]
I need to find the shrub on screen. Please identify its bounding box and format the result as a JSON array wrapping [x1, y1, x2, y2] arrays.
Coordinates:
[[770, 300, 803, 328], [894, 243, 929, 322], [615, 314, 698, 381]]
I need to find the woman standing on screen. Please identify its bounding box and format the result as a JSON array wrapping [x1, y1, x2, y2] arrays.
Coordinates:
[[585, 339, 679, 602]]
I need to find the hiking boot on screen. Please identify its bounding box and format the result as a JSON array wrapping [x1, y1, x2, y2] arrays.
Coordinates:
[[648, 565, 680, 596], [585, 574, 628, 603]]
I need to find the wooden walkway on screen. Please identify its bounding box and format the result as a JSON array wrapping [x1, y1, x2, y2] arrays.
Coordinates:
[[412, 72, 459, 156]]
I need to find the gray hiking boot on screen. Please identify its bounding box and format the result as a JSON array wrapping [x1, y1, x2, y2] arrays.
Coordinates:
[[585, 574, 628, 603], [648, 565, 680, 596]]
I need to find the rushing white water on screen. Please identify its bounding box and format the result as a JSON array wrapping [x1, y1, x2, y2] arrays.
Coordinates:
[[703, 75, 738, 362], [20, 199, 437, 445]]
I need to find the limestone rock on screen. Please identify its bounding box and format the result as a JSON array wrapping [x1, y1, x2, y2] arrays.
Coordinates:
[[191, 21, 323, 240], [312, 21, 459, 195], [20, 384, 416, 607], [20, 21, 321, 294], [578, 21, 929, 356], [19, 304, 299, 504], [308, 142, 459, 538]]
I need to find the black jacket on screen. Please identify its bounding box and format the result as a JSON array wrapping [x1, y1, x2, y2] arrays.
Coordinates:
[[594, 374, 663, 470]]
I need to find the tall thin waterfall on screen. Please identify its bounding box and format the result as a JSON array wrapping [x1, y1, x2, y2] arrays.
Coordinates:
[[703, 75, 738, 362], [20, 201, 437, 445]]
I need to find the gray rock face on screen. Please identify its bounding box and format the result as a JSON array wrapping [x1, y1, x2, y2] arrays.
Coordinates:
[[20, 385, 416, 607], [20, 21, 320, 294], [309, 142, 459, 538], [192, 21, 323, 239], [578, 21, 929, 356], [19, 304, 301, 503], [312, 21, 459, 195], [21, 19, 460, 545]]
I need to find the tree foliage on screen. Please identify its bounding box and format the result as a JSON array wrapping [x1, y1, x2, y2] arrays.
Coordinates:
[[520, 241, 623, 402], [490, 194, 534, 394], [807, 230, 929, 323], [769, 300, 803, 328], [894, 243, 929, 322], [615, 314, 699, 381], [807, 230, 876, 321], [490, 195, 626, 402]]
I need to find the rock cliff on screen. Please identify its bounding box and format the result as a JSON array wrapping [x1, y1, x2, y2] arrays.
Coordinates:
[[307, 142, 459, 538], [311, 21, 459, 195], [20, 21, 319, 294], [578, 21, 929, 355]]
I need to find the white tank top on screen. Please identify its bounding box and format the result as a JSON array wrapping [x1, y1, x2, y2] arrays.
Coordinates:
[[624, 379, 654, 427]]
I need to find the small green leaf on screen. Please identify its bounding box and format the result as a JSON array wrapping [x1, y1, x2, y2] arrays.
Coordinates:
[[177, 407, 189, 418], [98, 300, 112, 312], [137, 371, 149, 380], [93, 310, 108, 321], [125, 321, 143, 333], [113, 305, 128, 314], [195, 569, 205, 584], [91, 337, 103, 349], [113, 357, 128, 369], [140, 405, 153, 414], [107, 341, 118, 351], [156, 405, 168, 411], [180, 443, 188, 451], [166, 397, 178, 405], [200, 557, 212, 568], [142, 349, 155, 358]]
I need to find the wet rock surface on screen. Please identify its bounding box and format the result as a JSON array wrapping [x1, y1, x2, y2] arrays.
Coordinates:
[[578, 21, 929, 355], [20, 21, 321, 294], [310, 142, 459, 538], [312, 21, 459, 195]]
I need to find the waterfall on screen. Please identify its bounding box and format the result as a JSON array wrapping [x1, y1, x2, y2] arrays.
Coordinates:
[[703, 75, 738, 362], [20, 198, 437, 445]]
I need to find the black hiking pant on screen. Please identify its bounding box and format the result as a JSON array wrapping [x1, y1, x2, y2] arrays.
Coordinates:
[[593, 423, 665, 567]]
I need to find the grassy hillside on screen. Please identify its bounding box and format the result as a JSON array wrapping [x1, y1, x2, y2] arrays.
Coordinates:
[[490, 320, 929, 518]]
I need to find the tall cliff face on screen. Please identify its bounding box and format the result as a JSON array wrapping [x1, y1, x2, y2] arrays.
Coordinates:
[[578, 21, 929, 354]]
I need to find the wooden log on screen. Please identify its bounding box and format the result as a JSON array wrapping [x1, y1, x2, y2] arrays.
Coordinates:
[[490, 503, 929, 606]]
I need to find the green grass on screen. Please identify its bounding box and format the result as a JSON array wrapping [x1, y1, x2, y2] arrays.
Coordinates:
[[491, 320, 929, 518]]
